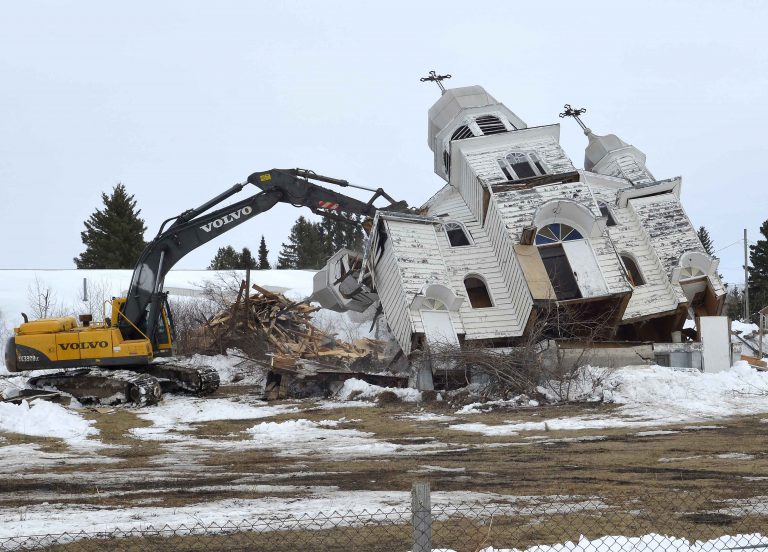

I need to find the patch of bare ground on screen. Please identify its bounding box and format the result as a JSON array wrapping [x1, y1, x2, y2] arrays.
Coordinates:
[[5, 391, 768, 515]]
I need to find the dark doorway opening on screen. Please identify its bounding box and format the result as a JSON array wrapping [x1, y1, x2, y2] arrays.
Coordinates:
[[539, 245, 581, 300]]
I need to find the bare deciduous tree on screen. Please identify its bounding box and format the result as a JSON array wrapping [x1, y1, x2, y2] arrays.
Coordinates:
[[421, 300, 620, 402], [26, 276, 58, 319]]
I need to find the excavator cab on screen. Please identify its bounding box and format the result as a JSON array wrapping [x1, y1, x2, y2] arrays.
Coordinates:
[[154, 297, 176, 357], [109, 296, 176, 356]]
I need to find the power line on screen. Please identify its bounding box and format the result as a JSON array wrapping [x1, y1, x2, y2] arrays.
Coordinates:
[[714, 240, 742, 253]]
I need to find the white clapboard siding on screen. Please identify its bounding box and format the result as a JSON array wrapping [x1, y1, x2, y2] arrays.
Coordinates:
[[596, 190, 681, 320], [597, 155, 654, 185], [630, 193, 707, 274], [383, 218, 469, 349], [454, 153, 483, 221], [629, 193, 726, 305], [493, 181, 634, 299], [462, 137, 576, 184], [493, 182, 601, 239], [369, 226, 414, 355], [426, 186, 529, 339]]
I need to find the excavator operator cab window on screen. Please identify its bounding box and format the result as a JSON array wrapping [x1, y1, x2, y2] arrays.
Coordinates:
[[155, 311, 169, 346]]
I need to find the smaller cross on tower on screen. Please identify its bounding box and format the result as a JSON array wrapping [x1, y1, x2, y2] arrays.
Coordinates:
[[559, 104, 591, 134], [420, 70, 452, 94]]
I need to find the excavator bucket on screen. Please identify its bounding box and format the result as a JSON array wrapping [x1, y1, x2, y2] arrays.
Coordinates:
[[311, 249, 378, 313]]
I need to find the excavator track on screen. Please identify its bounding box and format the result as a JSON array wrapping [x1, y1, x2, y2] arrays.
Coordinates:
[[140, 363, 220, 396], [27, 369, 163, 407]]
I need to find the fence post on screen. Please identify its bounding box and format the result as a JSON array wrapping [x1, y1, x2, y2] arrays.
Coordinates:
[[411, 481, 432, 552]]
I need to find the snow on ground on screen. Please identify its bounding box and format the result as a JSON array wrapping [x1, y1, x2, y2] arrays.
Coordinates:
[[169, 351, 266, 385], [457, 396, 540, 414], [131, 396, 299, 438], [245, 418, 446, 458], [0, 399, 98, 445], [0, 443, 119, 473], [732, 320, 760, 335], [398, 412, 458, 422], [467, 533, 768, 552], [452, 362, 768, 436], [336, 378, 423, 402], [0, 489, 597, 540]]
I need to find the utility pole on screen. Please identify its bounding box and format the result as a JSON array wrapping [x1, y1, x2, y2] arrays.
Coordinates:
[[744, 228, 750, 322]]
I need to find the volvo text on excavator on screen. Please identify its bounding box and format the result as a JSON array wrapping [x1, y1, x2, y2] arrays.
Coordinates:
[[4, 169, 410, 405]]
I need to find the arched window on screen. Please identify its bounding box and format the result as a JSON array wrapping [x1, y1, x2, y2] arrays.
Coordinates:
[[535, 223, 583, 246], [464, 276, 493, 308], [598, 202, 616, 227], [498, 151, 547, 181], [443, 149, 451, 176], [474, 115, 507, 135], [444, 221, 472, 247], [621, 254, 645, 286]]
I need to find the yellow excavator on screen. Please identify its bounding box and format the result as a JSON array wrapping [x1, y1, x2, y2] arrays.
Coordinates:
[[4, 168, 409, 405]]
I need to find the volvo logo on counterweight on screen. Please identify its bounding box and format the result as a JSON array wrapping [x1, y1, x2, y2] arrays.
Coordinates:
[[200, 206, 253, 233], [59, 341, 109, 351]]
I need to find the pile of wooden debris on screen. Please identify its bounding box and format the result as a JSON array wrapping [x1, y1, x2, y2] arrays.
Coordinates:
[[200, 281, 385, 365], [196, 280, 405, 398]]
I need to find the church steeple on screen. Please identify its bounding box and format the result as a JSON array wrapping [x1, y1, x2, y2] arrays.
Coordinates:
[[426, 84, 527, 181], [560, 104, 654, 185]]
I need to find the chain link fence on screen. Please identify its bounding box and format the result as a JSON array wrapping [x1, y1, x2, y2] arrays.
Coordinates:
[[2, 487, 767, 551]]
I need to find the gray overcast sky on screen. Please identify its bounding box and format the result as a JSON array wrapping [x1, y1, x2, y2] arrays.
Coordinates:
[[1, 1, 766, 284]]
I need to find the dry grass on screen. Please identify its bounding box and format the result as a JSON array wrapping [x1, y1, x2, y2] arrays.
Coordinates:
[[3, 392, 768, 513]]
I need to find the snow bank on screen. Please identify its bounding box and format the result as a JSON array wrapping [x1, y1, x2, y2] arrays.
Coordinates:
[[607, 362, 768, 421], [336, 378, 422, 402], [732, 320, 759, 335], [453, 363, 768, 436], [0, 400, 97, 444]]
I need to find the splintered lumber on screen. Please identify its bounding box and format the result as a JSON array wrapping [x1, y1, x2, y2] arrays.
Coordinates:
[[201, 281, 374, 369]]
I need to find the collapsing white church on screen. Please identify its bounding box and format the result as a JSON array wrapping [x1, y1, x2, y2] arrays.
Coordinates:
[[363, 84, 725, 357]]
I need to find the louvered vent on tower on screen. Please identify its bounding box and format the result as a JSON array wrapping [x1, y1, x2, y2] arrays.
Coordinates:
[[451, 125, 474, 140], [475, 115, 507, 135]]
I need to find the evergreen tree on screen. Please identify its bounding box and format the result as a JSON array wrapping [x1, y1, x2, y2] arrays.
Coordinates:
[[748, 219, 768, 320], [208, 246, 241, 269], [208, 246, 258, 269], [74, 183, 147, 268], [725, 285, 745, 321], [240, 247, 257, 270], [278, 213, 367, 269], [697, 226, 715, 256], [277, 216, 326, 269], [257, 236, 270, 269]]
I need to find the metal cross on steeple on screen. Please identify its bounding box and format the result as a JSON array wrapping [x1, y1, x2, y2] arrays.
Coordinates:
[[559, 104, 591, 134], [420, 71, 452, 94]]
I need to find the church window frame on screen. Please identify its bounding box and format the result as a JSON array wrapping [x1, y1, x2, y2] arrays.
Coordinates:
[[464, 274, 494, 308], [534, 223, 584, 246], [444, 221, 473, 247], [620, 253, 646, 287], [535, 223, 586, 301], [498, 150, 548, 181]]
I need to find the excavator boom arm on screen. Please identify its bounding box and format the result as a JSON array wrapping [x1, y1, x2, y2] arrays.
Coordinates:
[[119, 168, 408, 343]]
